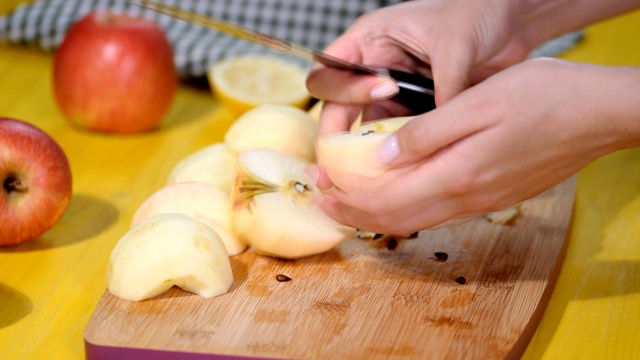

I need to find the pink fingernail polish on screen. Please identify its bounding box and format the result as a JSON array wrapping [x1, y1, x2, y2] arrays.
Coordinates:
[[370, 81, 399, 100]]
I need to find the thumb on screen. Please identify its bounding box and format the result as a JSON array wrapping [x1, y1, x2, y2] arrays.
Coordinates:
[[376, 44, 483, 165], [377, 94, 492, 166]]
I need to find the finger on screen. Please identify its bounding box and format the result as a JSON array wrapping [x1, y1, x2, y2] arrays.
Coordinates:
[[430, 42, 476, 105], [361, 100, 414, 121], [319, 188, 460, 234], [379, 88, 495, 166], [307, 164, 334, 190], [306, 66, 399, 104], [317, 101, 362, 135], [320, 152, 469, 226]]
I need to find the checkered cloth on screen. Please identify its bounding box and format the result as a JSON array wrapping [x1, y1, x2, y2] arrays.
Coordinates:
[[0, 0, 405, 78], [0, 0, 582, 79]]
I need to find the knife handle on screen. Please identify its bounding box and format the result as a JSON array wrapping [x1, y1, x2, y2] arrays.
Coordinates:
[[387, 69, 436, 114]]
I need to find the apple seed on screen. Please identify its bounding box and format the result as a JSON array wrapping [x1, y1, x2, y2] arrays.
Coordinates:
[[275, 274, 292, 282], [292, 181, 311, 193]]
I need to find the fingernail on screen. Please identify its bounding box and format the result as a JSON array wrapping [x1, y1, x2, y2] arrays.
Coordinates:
[[370, 81, 399, 100], [378, 134, 401, 165]]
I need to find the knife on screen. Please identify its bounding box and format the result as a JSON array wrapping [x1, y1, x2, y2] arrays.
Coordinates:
[[129, 0, 436, 113]]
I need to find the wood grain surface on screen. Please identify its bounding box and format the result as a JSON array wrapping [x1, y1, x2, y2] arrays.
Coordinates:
[[85, 178, 575, 359]]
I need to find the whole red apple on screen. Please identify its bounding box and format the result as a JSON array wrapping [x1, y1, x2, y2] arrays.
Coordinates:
[[0, 117, 73, 246], [53, 11, 178, 134]]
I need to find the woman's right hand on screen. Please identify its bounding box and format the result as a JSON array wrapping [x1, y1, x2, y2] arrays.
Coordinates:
[[306, 0, 538, 134]]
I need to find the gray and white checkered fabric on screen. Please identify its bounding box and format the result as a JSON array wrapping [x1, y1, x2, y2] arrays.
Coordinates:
[[0, 0, 582, 79], [0, 0, 405, 78]]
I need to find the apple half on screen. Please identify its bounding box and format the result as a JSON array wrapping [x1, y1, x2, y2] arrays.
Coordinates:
[[232, 149, 355, 259], [131, 182, 246, 256], [315, 116, 413, 193], [107, 213, 233, 301], [225, 104, 318, 162]]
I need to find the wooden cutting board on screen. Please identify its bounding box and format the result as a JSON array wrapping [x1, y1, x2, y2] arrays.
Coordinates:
[[84, 177, 575, 360]]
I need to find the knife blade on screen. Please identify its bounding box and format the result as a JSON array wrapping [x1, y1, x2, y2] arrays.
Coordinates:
[[129, 0, 436, 113]]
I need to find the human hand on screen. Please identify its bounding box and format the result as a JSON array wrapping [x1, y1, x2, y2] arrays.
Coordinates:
[[306, 0, 536, 134], [314, 58, 640, 234]]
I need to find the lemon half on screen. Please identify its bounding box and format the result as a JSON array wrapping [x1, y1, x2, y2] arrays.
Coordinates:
[[207, 55, 311, 114]]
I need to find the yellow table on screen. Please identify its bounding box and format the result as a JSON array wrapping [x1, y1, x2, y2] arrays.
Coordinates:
[[0, 2, 639, 358]]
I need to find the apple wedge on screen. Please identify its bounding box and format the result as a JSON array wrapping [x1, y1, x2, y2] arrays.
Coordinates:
[[166, 142, 237, 194], [315, 116, 414, 192], [107, 213, 233, 301], [131, 182, 246, 256], [225, 104, 318, 162], [232, 149, 355, 259]]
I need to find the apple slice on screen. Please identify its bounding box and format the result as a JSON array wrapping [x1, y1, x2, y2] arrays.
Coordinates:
[[485, 205, 521, 224], [224, 104, 318, 162], [232, 149, 356, 259], [107, 213, 233, 301], [166, 143, 237, 194], [131, 182, 246, 256], [315, 116, 414, 193]]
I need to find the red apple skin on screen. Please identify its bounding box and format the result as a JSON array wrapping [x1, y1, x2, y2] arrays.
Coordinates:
[[53, 12, 178, 134], [0, 118, 73, 246]]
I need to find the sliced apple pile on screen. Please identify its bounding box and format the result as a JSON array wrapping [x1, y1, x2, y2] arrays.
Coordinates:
[[107, 103, 343, 301], [107, 213, 233, 301], [107, 102, 526, 301]]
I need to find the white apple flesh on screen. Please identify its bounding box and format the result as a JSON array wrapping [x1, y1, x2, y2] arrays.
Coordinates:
[[232, 149, 355, 259], [315, 116, 414, 193], [107, 213, 234, 301], [307, 100, 323, 122], [166, 143, 237, 194], [131, 182, 246, 256], [0, 118, 72, 246], [225, 104, 318, 162]]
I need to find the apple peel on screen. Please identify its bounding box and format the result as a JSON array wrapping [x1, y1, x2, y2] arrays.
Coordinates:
[[107, 213, 233, 301], [0, 117, 72, 246]]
